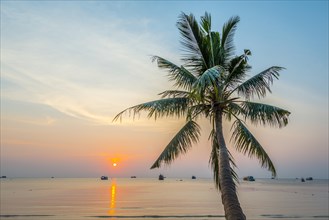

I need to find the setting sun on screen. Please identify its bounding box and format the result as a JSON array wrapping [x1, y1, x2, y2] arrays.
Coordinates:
[[113, 163, 117, 167]]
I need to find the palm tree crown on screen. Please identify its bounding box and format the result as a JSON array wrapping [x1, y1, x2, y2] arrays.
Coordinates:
[[114, 12, 290, 220]]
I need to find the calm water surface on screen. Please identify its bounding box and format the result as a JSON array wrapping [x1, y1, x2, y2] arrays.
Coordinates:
[[0, 178, 328, 220]]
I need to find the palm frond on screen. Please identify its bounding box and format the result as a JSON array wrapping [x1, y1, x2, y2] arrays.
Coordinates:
[[200, 12, 215, 67], [224, 51, 251, 89], [200, 11, 211, 34], [150, 120, 201, 169], [158, 90, 191, 98], [177, 12, 209, 74], [227, 149, 239, 187], [193, 66, 223, 98], [209, 140, 221, 190], [221, 16, 240, 61], [189, 103, 212, 119], [241, 101, 290, 128], [113, 98, 190, 122], [211, 31, 225, 66], [224, 101, 244, 122], [235, 66, 284, 99], [152, 56, 197, 90], [230, 119, 277, 177]]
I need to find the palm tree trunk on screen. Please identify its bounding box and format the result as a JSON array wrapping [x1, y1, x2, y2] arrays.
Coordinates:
[[215, 109, 246, 220]]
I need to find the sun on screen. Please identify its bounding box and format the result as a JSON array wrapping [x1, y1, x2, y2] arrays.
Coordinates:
[[113, 163, 117, 167]]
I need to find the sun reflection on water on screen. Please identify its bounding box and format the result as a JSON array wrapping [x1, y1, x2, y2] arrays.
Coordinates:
[[108, 179, 116, 215]]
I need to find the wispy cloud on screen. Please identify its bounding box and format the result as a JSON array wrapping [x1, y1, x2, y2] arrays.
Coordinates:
[[1, 2, 178, 125]]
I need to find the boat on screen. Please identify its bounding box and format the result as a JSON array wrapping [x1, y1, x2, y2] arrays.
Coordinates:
[[306, 177, 313, 181], [158, 174, 164, 180], [301, 178, 305, 182], [131, 176, 137, 178], [100, 176, 108, 180], [192, 176, 196, 179], [243, 176, 255, 181]]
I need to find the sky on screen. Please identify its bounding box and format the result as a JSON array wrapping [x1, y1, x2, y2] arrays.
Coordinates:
[[1, 1, 328, 179]]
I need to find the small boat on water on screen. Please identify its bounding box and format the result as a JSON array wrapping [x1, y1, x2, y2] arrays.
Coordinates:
[[306, 177, 313, 181], [243, 176, 255, 181], [131, 176, 137, 178], [100, 176, 108, 180], [192, 176, 196, 179], [158, 174, 164, 180]]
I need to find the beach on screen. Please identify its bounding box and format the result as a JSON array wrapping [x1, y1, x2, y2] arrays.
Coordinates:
[[0, 178, 328, 220]]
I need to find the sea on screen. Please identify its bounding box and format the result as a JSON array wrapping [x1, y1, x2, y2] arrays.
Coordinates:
[[0, 178, 328, 220]]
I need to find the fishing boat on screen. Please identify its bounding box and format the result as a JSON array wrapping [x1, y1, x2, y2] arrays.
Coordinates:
[[243, 176, 255, 181], [100, 176, 108, 180]]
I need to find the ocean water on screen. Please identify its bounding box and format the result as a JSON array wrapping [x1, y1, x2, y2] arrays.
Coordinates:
[[0, 178, 328, 220]]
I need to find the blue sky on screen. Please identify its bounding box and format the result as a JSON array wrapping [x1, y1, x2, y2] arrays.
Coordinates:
[[1, 1, 328, 178]]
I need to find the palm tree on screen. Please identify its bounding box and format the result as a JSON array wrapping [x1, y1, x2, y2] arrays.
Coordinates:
[[114, 12, 290, 220]]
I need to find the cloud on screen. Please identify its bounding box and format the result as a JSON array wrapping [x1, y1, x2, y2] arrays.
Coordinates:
[[1, 3, 177, 125]]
